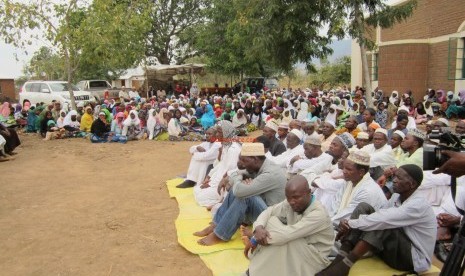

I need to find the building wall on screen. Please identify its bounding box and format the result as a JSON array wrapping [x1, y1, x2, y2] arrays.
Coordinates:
[[377, 44, 429, 99], [0, 79, 15, 100], [428, 41, 455, 91], [381, 0, 465, 41]]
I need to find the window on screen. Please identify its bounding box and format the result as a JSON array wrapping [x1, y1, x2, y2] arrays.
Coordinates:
[[366, 52, 379, 81], [30, 83, 41, 92], [447, 37, 465, 80]]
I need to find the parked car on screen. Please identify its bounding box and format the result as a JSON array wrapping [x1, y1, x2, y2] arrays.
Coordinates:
[[19, 81, 94, 106], [76, 80, 120, 101], [233, 77, 279, 93]]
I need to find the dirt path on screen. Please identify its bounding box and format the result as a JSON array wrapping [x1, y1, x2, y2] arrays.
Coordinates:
[[0, 134, 212, 276]]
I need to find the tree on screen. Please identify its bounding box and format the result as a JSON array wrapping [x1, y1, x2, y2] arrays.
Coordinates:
[[145, 0, 211, 65], [0, 0, 152, 109], [24, 46, 65, 80], [310, 56, 351, 89]]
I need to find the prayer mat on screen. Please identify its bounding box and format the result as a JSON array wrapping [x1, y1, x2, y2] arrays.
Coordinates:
[[167, 178, 249, 275], [167, 178, 441, 276]]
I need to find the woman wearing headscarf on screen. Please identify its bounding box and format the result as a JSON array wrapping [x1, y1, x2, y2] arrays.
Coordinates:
[[283, 99, 296, 119], [26, 107, 39, 133], [110, 112, 127, 143], [62, 110, 84, 137], [375, 102, 388, 128], [0, 102, 10, 119], [122, 110, 143, 141], [90, 112, 111, 143], [436, 90, 447, 112], [14, 104, 28, 128], [80, 107, 94, 133], [201, 104, 216, 130], [146, 108, 158, 140], [247, 105, 262, 132], [40, 111, 54, 138], [414, 102, 428, 124], [445, 91, 464, 119], [244, 100, 254, 117], [0, 122, 21, 155], [56, 110, 67, 128], [232, 109, 248, 136]]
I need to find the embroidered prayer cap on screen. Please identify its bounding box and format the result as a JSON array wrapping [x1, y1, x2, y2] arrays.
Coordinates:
[[304, 136, 321, 146], [289, 129, 303, 140], [437, 118, 450, 127], [408, 128, 426, 141], [265, 120, 279, 132], [374, 128, 388, 137], [399, 164, 423, 185], [397, 105, 409, 114], [241, 143, 265, 157], [278, 123, 290, 129], [324, 120, 336, 128], [347, 150, 371, 166], [357, 132, 369, 140], [336, 132, 356, 150], [393, 130, 405, 139]]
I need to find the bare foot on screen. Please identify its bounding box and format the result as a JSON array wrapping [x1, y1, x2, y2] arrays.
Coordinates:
[[240, 225, 253, 238], [197, 232, 224, 246], [193, 223, 215, 237], [206, 205, 213, 211], [241, 236, 253, 258], [0, 156, 11, 162]]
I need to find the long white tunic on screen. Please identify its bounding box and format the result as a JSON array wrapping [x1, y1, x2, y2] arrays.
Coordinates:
[[288, 152, 333, 175], [186, 141, 221, 184], [360, 143, 396, 169], [265, 144, 304, 172], [193, 142, 241, 207], [330, 173, 387, 225], [249, 200, 334, 276], [313, 168, 345, 212]]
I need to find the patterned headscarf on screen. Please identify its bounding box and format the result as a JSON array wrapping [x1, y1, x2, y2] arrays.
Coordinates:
[[218, 120, 237, 146]]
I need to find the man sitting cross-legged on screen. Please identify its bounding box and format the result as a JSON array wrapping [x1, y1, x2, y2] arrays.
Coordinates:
[[316, 164, 436, 276], [242, 175, 334, 276], [194, 142, 286, 246]]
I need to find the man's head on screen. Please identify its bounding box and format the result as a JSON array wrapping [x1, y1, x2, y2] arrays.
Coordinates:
[[433, 118, 449, 131], [205, 127, 216, 142], [390, 130, 405, 149], [356, 132, 370, 149], [54, 102, 61, 110], [456, 120, 465, 134], [286, 130, 302, 149], [303, 136, 321, 159], [401, 129, 425, 152], [345, 116, 358, 130], [285, 175, 312, 214], [343, 150, 370, 183], [289, 120, 301, 131], [321, 121, 335, 138], [393, 164, 423, 195], [373, 129, 388, 149], [255, 135, 271, 153], [277, 123, 289, 139], [237, 143, 266, 174], [396, 114, 409, 130], [302, 122, 315, 135]]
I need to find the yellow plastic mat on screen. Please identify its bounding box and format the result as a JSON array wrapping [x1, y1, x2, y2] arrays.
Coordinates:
[[167, 178, 440, 276]]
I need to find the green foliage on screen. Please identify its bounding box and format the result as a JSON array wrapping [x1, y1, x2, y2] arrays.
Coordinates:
[[145, 0, 211, 65], [309, 56, 351, 89], [23, 46, 65, 80]]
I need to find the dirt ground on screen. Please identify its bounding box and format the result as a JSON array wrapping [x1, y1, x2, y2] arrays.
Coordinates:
[[0, 133, 212, 276]]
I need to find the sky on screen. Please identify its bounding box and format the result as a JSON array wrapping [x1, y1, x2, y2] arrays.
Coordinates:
[[0, 0, 401, 79]]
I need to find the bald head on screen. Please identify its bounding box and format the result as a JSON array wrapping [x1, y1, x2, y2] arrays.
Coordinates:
[[289, 120, 301, 130], [286, 175, 312, 213]]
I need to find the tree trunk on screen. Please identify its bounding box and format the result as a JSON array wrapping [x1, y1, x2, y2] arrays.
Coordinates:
[[360, 42, 374, 108], [64, 49, 77, 111]]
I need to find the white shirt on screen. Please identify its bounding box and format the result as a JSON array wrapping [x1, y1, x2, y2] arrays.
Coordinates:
[[289, 152, 333, 174], [360, 143, 396, 169], [348, 192, 437, 273], [266, 144, 304, 168]]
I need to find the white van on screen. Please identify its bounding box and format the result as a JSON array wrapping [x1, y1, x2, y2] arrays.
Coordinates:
[[19, 81, 94, 106]]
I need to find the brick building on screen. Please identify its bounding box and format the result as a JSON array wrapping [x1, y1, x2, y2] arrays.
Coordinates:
[[0, 78, 15, 100], [351, 0, 465, 101]]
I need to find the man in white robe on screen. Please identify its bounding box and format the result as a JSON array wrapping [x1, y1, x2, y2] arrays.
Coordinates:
[[360, 128, 396, 169], [329, 150, 387, 226], [177, 127, 221, 188], [266, 129, 304, 173], [288, 135, 333, 175], [244, 175, 334, 276], [194, 121, 242, 207]]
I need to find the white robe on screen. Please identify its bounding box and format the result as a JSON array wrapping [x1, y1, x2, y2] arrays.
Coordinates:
[[313, 169, 345, 212], [266, 144, 304, 173], [330, 173, 388, 225], [416, 171, 453, 207], [249, 200, 334, 276], [360, 143, 396, 169], [432, 177, 465, 216], [186, 141, 221, 185], [193, 142, 241, 207], [288, 152, 333, 175]]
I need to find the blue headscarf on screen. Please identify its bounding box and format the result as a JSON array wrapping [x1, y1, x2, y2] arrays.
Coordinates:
[[201, 104, 215, 130]]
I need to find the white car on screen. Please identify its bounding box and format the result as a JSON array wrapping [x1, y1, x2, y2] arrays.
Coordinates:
[[19, 81, 94, 107]]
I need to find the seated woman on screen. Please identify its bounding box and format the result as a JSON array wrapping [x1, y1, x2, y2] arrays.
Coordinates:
[[14, 104, 28, 128], [25, 106, 39, 133], [188, 116, 203, 133], [169, 109, 203, 141], [248, 106, 262, 132], [43, 120, 66, 140], [63, 110, 85, 138], [40, 111, 55, 138], [110, 112, 127, 143], [232, 109, 248, 136], [80, 107, 94, 133], [122, 110, 143, 141], [414, 102, 429, 124], [90, 112, 111, 143], [151, 108, 170, 141], [201, 104, 216, 130]]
